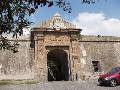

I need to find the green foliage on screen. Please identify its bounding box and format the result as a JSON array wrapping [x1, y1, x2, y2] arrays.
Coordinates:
[[0, 0, 101, 36], [0, 0, 72, 52], [0, 0, 72, 37], [0, 0, 99, 52], [82, 0, 96, 4], [0, 36, 19, 53]]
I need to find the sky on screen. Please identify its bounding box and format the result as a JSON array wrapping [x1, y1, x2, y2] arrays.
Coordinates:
[[28, 0, 120, 36]]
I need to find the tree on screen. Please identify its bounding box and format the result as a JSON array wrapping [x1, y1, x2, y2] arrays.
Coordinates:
[[0, 0, 98, 52], [0, 0, 72, 52], [0, 0, 72, 36]]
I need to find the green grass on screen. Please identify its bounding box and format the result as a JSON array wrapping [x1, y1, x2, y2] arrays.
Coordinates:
[[0, 80, 39, 86]]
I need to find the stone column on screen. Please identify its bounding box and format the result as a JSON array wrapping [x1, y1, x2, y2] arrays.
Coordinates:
[[34, 35, 47, 81], [70, 39, 81, 81]]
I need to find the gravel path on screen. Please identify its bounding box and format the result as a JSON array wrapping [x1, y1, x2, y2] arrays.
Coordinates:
[[0, 79, 120, 90]]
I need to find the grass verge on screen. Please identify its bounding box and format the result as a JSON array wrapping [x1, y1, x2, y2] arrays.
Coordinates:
[[0, 80, 39, 86]]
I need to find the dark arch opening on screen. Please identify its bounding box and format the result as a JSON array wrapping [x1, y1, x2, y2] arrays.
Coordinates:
[[47, 49, 69, 81]]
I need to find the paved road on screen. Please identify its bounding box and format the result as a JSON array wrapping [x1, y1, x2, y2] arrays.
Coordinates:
[[0, 79, 120, 90]]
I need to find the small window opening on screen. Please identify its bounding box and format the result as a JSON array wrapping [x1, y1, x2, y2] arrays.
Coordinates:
[[92, 61, 101, 72]]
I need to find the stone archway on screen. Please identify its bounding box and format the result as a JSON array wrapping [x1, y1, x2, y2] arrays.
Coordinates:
[[47, 49, 69, 81]]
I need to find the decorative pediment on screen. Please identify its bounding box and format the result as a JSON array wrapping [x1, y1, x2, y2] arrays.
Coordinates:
[[38, 13, 76, 29]]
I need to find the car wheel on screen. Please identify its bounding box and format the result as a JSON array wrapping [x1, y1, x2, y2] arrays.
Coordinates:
[[110, 79, 117, 87], [98, 78, 103, 86]]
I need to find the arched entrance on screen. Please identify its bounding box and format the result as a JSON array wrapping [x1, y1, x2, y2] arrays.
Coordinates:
[[47, 49, 69, 81]]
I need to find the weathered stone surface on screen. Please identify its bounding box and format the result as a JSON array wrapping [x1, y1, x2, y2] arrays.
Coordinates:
[[79, 36, 120, 79], [0, 40, 34, 80], [1, 13, 120, 81], [38, 13, 76, 29]]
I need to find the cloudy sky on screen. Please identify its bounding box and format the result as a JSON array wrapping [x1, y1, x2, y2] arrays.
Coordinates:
[[28, 0, 120, 36]]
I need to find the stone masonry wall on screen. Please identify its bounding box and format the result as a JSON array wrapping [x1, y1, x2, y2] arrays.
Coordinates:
[[0, 40, 34, 80], [1, 35, 120, 81], [79, 36, 120, 79]]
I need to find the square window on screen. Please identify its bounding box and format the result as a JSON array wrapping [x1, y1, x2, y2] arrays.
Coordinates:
[[92, 61, 101, 72]]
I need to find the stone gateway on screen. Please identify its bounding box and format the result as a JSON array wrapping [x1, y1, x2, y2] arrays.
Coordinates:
[[0, 13, 120, 81]]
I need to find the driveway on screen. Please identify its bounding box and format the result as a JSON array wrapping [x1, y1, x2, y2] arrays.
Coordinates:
[[0, 79, 119, 90]]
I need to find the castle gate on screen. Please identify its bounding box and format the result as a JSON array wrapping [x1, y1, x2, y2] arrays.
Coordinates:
[[31, 13, 81, 81]]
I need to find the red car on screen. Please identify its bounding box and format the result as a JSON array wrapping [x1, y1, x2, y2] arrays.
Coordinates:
[[98, 67, 120, 87]]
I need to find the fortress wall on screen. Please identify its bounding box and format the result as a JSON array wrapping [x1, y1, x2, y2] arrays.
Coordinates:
[[0, 40, 34, 80], [1, 35, 120, 81], [79, 36, 120, 79]]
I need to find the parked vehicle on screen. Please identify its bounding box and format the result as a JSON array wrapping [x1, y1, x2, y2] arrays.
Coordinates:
[[98, 67, 120, 87]]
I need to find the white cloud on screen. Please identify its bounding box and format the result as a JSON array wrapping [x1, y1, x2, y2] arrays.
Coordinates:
[[72, 12, 120, 36]]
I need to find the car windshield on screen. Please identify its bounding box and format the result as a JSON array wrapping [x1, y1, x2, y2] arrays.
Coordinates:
[[108, 67, 120, 74]]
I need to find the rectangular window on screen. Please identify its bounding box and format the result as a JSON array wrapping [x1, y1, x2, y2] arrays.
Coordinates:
[[92, 61, 101, 72]]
